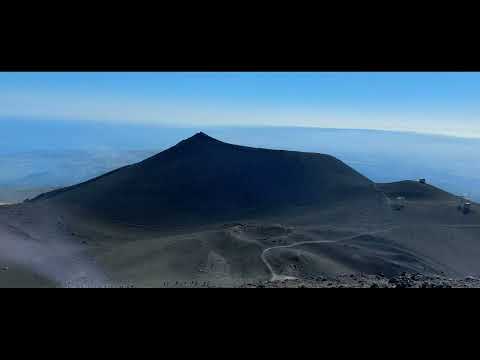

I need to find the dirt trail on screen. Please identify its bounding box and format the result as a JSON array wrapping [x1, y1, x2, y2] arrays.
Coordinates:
[[261, 226, 400, 281]]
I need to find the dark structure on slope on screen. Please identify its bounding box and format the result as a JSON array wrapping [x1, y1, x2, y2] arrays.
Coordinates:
[[32, 132, 377, 225]]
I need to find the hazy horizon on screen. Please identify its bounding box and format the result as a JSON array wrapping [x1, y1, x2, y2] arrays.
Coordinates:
[[2, 117, 480, 152], [1, 121, 480, 203], [2, 72, 480, 138]]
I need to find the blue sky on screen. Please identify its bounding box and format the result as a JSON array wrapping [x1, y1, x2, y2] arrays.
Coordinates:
[[1, 72, 480, 138]]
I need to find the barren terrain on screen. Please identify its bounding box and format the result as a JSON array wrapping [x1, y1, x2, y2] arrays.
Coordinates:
[[1, 133, 479, 288]]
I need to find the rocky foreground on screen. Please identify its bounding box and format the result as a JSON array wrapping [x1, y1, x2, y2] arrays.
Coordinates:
[[60, 273, 480, 288], [239, 273, 480, 288]]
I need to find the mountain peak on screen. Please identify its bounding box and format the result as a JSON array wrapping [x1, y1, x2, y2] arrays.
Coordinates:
[[192, 131, 211, 139], [180, 132, 222, 145]]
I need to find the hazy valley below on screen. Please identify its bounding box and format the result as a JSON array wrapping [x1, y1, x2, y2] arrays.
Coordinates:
[[1, 121, 479, 203]]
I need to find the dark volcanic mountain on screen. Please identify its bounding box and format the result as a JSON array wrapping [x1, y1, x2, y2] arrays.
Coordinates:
[[2, 132, 480, 287], [32, 132, 377, 225]]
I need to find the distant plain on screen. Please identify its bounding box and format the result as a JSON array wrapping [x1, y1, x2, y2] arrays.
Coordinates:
[[2, 120, 480, 203]]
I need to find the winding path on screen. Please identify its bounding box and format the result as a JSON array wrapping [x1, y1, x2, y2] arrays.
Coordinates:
[[261, 226, 400, 281]]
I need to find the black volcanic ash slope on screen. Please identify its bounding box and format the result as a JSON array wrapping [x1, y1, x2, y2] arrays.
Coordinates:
[[376, 181, 456, 201], [33, 132, 377, 225]]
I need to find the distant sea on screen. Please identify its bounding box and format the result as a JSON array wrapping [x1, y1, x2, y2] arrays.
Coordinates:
[[1, 118, 480, 202]]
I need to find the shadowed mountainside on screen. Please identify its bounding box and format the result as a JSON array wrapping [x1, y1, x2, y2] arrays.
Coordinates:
[[32, 132, 377, 227]]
